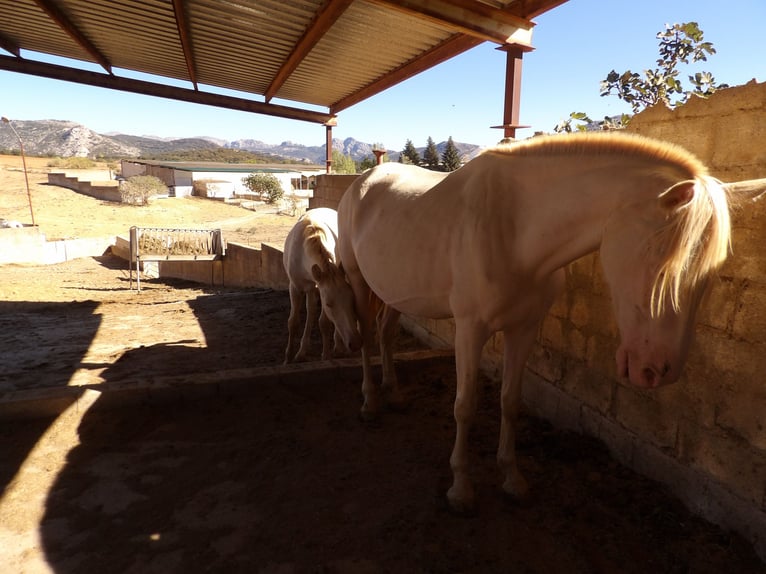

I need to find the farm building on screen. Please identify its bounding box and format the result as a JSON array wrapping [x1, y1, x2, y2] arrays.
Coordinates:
[[121, 159, 325, 199]]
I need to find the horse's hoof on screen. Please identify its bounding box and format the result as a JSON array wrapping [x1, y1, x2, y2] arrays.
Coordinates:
[[359, 403, 380, 424], [381, 385, 407, 411], [501, 474, 529, 501], [446, 487, 476, 516]]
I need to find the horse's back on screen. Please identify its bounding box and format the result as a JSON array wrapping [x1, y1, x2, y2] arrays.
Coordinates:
[[338, 164, 458, 316]]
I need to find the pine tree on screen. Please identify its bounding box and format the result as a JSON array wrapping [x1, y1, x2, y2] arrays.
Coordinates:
[[401, 139, 421, 165], [440, 136, 462, 172], [423, 136, 440, 170]]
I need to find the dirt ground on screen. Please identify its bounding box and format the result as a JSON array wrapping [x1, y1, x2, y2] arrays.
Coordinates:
[[1, 156, 765, 573]]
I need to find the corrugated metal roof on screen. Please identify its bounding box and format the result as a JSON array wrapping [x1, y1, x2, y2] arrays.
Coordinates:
[[0, 0, 568, 125]]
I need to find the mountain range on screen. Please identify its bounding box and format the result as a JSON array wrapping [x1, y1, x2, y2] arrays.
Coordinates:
[[0, 119, 484, 164]]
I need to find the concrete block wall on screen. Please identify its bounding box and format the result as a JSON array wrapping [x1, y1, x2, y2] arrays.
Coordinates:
[[113, 238, 289, 291], [309, 174, 358, 210], [47, 172, 122, 203]]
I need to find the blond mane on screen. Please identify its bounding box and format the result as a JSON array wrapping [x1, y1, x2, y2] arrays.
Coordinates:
[[488, 132, 732, 315], [303, 223, 335, 270]]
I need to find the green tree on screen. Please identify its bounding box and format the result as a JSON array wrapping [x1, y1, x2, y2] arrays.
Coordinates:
[[440, 136, 462, 172], [555, 22, 727, 133], [400, 139, 421, 165], [331, 149, 357, 174], [242, 173, 284, 204], [423, 136, 440, 170], [119, 175, 167, 206]]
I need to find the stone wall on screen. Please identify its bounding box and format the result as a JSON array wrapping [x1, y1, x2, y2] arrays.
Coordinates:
[[47, 172, 122, 203], [112, 237, 289, 291]]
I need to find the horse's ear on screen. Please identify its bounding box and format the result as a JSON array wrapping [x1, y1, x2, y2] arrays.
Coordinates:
[[660, 181, 695, 211], [311, 264, 324, 282]]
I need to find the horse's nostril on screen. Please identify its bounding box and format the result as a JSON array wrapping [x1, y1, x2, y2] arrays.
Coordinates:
[[642, 367, 657, 388], [662, 362, 671, 376]]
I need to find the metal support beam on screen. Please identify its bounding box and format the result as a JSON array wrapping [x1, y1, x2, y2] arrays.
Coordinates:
[[33, 0, 112, 74], [265, 0, 354, 102], [491, 44, 532, 140], [374, 0, 534, 45], [171, 0, 198, 89], [0, 55, 337, 125], [332, 33, 482, 113], [326, 124, 333, 173]]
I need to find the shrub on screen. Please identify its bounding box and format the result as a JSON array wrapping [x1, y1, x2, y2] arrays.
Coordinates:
[[242, 173, 284, 204], [46, 157, 96, 169], [119, 175, 167, 206]]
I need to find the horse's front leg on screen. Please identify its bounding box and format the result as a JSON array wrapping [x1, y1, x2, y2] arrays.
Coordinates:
[[318, 306, 334, 360], [496, 325, 538, 500], [349, 278, 380, 419], [295, 288, 319, 362], [378, 304, 403, 408], [284, 284, 304, 364], [447, 319, 488, 513]]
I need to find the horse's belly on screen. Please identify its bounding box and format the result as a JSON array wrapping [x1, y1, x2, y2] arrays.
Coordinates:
[[358, 253, 452, 318]]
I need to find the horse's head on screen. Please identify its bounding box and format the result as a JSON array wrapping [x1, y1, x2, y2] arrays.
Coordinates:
[[599, 176, 730, 388], [312, 262, 363, 352]]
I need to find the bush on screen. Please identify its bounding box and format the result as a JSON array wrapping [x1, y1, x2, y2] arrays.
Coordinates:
[[242, 173, 284, 204], [46, 157, 96, 169], [119, 175, 167, 205]]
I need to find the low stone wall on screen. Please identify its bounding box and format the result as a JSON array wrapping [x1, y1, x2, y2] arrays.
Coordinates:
[[0, 226, 115, 265], [113, 237, 288, 290], [47, 172, 122, 203]]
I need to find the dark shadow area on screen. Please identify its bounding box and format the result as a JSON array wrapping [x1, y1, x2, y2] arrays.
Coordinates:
[[31, 359, 764, 573], [0, 299, 101, 496]]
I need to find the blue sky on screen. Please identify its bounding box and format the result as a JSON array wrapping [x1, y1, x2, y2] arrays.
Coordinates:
[[1, 0, 763, 152]]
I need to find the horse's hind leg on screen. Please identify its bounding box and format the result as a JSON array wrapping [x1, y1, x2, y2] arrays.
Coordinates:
[[496, 325, 537, 500], [295, 288, 319, 362], [284, 284, 304, 364], [447, 319, 489, 513], [378, 304, 404, 408]]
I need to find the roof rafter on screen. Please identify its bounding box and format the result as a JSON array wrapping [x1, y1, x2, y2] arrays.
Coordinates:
[[171, 0, 198, 89], [504, 0, 570, 19], [331, 33, 483, 113], [33, 0, 112, 74], [264, 0, 355, 102], [0, 55, 337, 125], [0, 32, 20, 57], [372, 0, 534, 45]]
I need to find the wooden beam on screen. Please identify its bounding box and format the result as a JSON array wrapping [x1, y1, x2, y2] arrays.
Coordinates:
[[265, 0, 354, 102], [171, 0, 198, 89], [0, 55, 336, 125], [0, 32, 20, 57], [331, 33, 483, 113], [33, 0, 112, 74], [372, 0, 534, 45], [505, 0, 570, 20]]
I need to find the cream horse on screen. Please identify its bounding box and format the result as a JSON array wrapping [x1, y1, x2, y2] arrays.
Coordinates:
[[337, 132, 733, 512], [283, 207, 361, 364]]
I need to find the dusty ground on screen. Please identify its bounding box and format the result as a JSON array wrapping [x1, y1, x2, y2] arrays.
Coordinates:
[[1, 156, 765, 573]]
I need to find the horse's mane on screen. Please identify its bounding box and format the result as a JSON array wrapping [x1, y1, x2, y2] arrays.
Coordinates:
[[488, 132, 732, 315], [303, 223, 335, 270]]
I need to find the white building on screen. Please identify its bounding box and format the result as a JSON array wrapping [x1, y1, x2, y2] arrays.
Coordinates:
[[120, 159, 325, 198]]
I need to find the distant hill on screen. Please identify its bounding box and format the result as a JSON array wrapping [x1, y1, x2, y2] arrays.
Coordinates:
[[0, 119, 484, 164]]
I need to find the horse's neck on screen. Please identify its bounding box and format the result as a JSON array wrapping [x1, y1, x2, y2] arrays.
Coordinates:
[[479, 155, 636, 277]]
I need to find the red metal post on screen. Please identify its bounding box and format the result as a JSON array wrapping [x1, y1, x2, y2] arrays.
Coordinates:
[[491, 44, 533, 141]]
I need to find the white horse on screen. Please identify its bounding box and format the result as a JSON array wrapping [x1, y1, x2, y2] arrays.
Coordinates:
[[283, 207, 362, 364], [0, 219, 23, 228], [337, 132, 733, 512]]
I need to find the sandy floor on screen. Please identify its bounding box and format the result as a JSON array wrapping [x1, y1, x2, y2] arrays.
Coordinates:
[[0, 156, 764, 573]]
